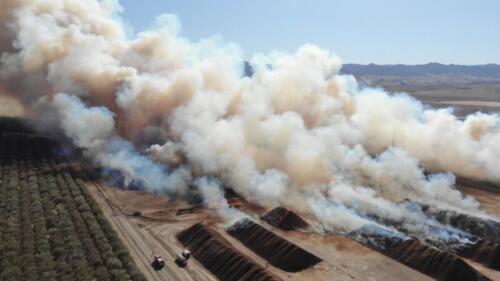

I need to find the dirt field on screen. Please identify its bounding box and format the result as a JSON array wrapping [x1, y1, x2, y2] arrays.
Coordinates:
[[83, 180, 218, 281], [425, 99, 500, 117], [82, 176, 439, 281], [84, 174, 500, 281], [353, 73, 500, 117]]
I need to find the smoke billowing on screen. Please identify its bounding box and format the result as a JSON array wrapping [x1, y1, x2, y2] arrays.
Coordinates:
[[1, 0, 499, 242]]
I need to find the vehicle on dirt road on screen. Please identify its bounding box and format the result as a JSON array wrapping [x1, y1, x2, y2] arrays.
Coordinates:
[[151, 255, 165, 270], [175, 249, 191, 268]]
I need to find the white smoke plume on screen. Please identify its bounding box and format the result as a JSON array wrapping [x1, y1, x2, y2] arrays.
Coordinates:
[[196, 177, 247, 225], [1, 0, 499, 240]]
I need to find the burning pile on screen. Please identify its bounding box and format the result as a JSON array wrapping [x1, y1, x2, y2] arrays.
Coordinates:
[[261, 207, 309, 231], [385, 239, 490, 281], [458, 240, 500, 270], [348, 224, 407, 251], [348, 225, 491, 281], [422, 205, 500, 244], [389, 200, 500, 271]]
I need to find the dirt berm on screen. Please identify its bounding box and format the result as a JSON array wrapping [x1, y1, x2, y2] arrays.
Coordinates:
[[419, 203, 500, 244], [385, 239, 491, 281], [177, 223, 280, 281], [227, 218, 321, 272], [458, 239, 500, 270], [261, 207, 309, 231]]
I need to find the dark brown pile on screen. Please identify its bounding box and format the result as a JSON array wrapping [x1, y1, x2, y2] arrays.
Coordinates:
[[348, 225, 407, 251], [261, 207, 309, 231], [177, 223, 280, 281], [397, 200, 500, 271], [385, 239, 491, 281], [458, 239, 500, 270], [419, 202, 500, 244], [227, 219, 321, 272], [433, 211, 500, 244]]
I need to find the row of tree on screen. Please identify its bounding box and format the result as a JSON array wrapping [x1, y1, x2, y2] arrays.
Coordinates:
[[0, 134, 146, 281]]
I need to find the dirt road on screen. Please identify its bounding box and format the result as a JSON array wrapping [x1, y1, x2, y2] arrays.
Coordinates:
[[83, 175, 499, 281], [85, 180, 433, 281], [85, 181, 217, 281]]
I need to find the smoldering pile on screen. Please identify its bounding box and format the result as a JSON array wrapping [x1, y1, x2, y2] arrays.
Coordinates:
[[421, 203, 500, 244], [344, 200, 500, 280], [348, 224, 489, 281], [261, 207, 309, 231], [385, 239, 491, 281]]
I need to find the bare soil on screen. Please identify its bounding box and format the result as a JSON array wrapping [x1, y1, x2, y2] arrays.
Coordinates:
[[83, 180, 218, 281], [79, 158, 500, 281], [84, 178, 433, 281]]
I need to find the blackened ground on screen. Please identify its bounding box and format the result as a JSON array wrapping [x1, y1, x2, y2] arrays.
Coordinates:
[[227, 219, 321, 272], [424, 206, 500, 244], [391, 200, 500, 271], [347, 224, 407, 251], [177, 223, 280, 281], [261, 207, 309, 231], [348, 225, 491, 281], [385, 239, 491, 281]]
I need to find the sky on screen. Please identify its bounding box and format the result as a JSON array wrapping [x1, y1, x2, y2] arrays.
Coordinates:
[[118, 0, 500, 65]]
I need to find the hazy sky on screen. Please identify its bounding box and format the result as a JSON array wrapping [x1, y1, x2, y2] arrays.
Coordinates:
[[119, 0, 500, 65]]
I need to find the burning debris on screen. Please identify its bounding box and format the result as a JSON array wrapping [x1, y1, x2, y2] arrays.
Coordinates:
[[458, 240, 500, 270], [385, 239, 491, 281], [416, 205, 500, 271], [261, 207, 309, 231], [422, 204, 500, 244], [347, 224, 408, 251], [227, 218, 322, 272], [347, 200, 500, 272], [348, 225, 491, 281]]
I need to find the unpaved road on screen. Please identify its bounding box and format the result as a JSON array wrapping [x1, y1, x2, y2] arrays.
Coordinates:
[[84, 175, 499, 281], [85, 180, 431, 281], [85, 181, 217, 281]]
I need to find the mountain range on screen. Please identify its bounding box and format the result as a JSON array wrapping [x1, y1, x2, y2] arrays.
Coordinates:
[[340, 63, 500, 77]]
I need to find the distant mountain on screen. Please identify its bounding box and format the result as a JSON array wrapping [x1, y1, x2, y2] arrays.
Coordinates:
[[340, 63, 500, 77]]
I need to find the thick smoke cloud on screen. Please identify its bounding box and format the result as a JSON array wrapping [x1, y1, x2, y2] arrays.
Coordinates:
[[1, 0, 499, 240]]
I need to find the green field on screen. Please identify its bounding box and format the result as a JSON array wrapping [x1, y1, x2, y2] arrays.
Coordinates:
[[0, 119, 146, 281]]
